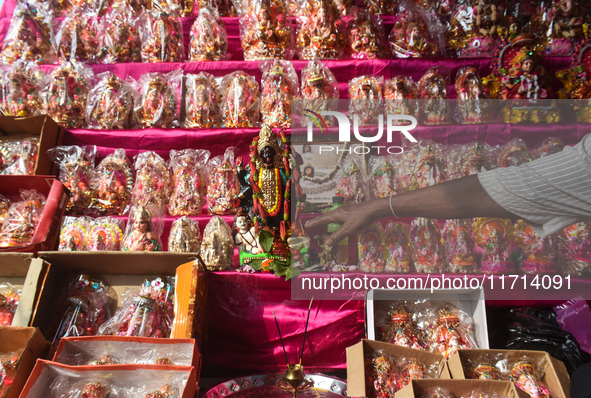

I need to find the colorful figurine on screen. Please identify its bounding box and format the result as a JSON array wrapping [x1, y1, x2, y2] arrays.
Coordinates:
[[45, 62, 93, 129], [260, 60, 298, 128], [220, 71, 260, 128], [369, 156, 396, 199], [0, 139, 39, 176], [198, 0, 236, 16], [429, 305, 476, 359], [141, 385, 175, 398], [87, 73, 136, 130], [121, 205, 163, 251], [360, 0, 393, 15], [0, 191, 45, 248], [139, 11, 185, 62], [383, 222, 411, 273], [514, 219, 558, 274], [369, 355, 396, 398], [169, 149, 210, 216], [556, 37, 591, 122], [81, 382, 110, 398], [534, 137, 564, 158], [296, 0, 345, 60], [454, 67, 491, 124], [5, 61, 45, 118], [135, 72, 180, 128], [207, 147, 240, 215], [0, 283, 20, 326], [89, 217, 125, 251], [299, 59, 339, 126], [510, 361, 552, 398], [408, 143, 447, 191], [388, 8, 439, 57], [184, 73, 222, 128], [239, 0, 291, 60], [443, 220, 477, 274], [92, 149, 134, 215], [418, 70, 450, 125], [454, 142, 493, 178], [561, 222, 591, 275], [233, 210, 265, 265], [359, 224, 385, 273], [498, 138, 532, 168], [410, 218, 444, 273], [168, 216, 201, 253], [98, 2, 142, 63], [55, 7, 101, 62], [59, 217, 91, 251], [200, 216, 234, 270], [383, 304, 425, 349], [469, 362, 501, 380], [348, 75, 383, 125], [544, 0, 585, 56], [0, 196, 10, 225], [189, 6, 228, 61], [473, 217, 516, 274], [384, 76, 418, 124], [335, 158, 366, 203], [348, 11, 390, 59], [396, 360, 426, 390], [132, 151, 171, 209]]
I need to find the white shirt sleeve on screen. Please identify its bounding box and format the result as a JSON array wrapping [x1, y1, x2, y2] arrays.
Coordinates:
[[477, 134, 591, 236]]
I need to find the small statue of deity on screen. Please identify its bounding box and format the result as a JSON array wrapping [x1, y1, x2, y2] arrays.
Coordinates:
[[388, 9, 439, 58], [383, 304, 425, 349], [418, 70, 450, 125], [5, 61, 45, 118], [454, 142, 493, 178], [443, 219, 477, 274], [369, 355, 396, 398], [168, 216, 201, 253], [560, 222, 591, 275], [510, 361, 552, 398], [296, 0, 345, 59], [497, 138, 533, 168], [410, 218, 444, 273], [469, 361, 501, 380], [396, 360, 427, 390], [369, 156, 396, 199], [347, 11, 390, 59], [92, 149, 134, 215], [0, 191, 45, 248], [335, 158, 366, 203], [556, 37, 591, 122], [233, 210, 267, 266], [56, 7, 101, 62], [79, 383, 110, 398], [239, 0, 291, 60], [220, 71, 261, 128], [132, 151, 171, 209], [169, 149, 210, 216], [207, 147, 241, 215], [139, 10, 185, 62], [359, 224, 385, 273], [514, 219, 558, 274], [383, 222, 411, 273], [98, 2, 141, 63], [473, 217, 515, 274], [135, 72, 180, 128], [454, 67, 491, 124], [189, 6, 228, 61], [87, 73, 136, 130], [544, 0, 585, 56], [349, 75, 383, 125], [428, 305, 476, 359], [198, 0, 236, 16], [384, 76, 418, 124], [59, 217, 90, 251], [300, 59, 339, 126], [408, 143, 447, 191], [200, 216, 234, 270], [89, 217, 125, 251], [121, 205, 163, 252], [45, 62, 92, 129], [534, 137, 564, 159], [260, 60, 298, 128], [184, 72, 222, 128]]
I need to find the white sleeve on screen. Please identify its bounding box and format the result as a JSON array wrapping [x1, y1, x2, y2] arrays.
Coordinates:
[[477, 134, 591, 236]]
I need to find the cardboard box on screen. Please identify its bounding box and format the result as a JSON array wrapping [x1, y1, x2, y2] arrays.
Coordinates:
[[448, 349, 570, 398], [0, 326, 48, 398], [0, 253, 47, 326], [19, 360, 197, 398], [366, 288, 489, 350], [0, 176, 68, 253], [29, 252, 207, 355], [346, 339, 450, 398], [395, 379, 530, 398], [53, 336, 202, 381], [0, 115, 66, 176]]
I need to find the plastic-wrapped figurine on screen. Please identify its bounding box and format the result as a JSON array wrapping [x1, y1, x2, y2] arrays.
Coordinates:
[[348, 11, 390, 59], [189, 6, 228, 61], [135, 71, 180, 128], [408, 142, 447, 191], [132, 151, 171, 209], [5, 61, 46, 118], [141, 385, 175, 398], [199, 0, 236, 16], [233, 209, 264, 264], [368, 354, 396, 398], [514, 219, 558, 274], [510, 360, 552, 398], [98, 2, 142, 63], [383, 222, 411, 273], [87, 73, 136, 130], [498, 138, 532, 168], [0, 283, 20, 326], [388, 6, 440, 57], [121, 205, 164, 251], [359, 224, 385, 273], [79, 382, 110, 398], [469, 361, 501, 380], [534, 137, 564, 158], [169, 149, 210, 216], [542, 0, 585, 56], [55, 6, 101, 62], [168, 216, 201, 253], [410, 218, 444, 273], [296, 0, 345, 60], [0, 1, 56, 64], [369, 156, 396, 199], [360, 0, 393, 14], [428, 305, 477, 359], [260, 60, 298, 128], [0, 195, 10, 224], [48, 145, 96, 214], [443, 219, 476, 274], [560, 222, 591, 275], [384, 76, 418, 124], [395, 359, 431, 390], [0, 139, 39, 176], [473, 217, 516, 274], [418, 70, 450, 125], [184, 73, 222, 128], [59, 217, 91, 251], [383, 304, 425, 349], [220, 71, 260, 128], [49, 273, 109, 348], [452, 142, 493, 179], [556, 38, 591, 121], [89, 217, 125, 251], [200, 216, 234, 270], [44, 62, 93, 129], [349, 75, 383, 126], [335, 158, 366, 203], [239, 0, 291, 60], [447, 0, 504, 57], [92, 149, 134, 215], [0, 190, 45, 248], [299, 60, 339, 125], [139, 10, 185, 62], [206, 147, 240, 215], [454, 67, 491, 124]]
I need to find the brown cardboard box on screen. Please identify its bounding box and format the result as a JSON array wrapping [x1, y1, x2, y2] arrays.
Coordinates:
[[346, 339, 450, 398], [0, 253, 47, 326], [0, 326, 48, 398], [395, 379, 530, 398], [0, 115, 66, 176], [19, 360, 197, 398], [447, 349, 570, 398], [0, 176, 68, 253]]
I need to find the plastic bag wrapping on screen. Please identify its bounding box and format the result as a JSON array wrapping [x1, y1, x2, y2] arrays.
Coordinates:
[[238, 0, 292, 60], [358, 0, 393, 15], [0, 138, 39, 176], [410, 217, 444, 274], [48, 273, 111, 349], [168, 216, 201, 253], [509, 357, 552, 398], [296, 0, 345, 60], [86, 72, 136, 130], [368, 155, 396, 199], [388, 1, 444, 58], [201, 0, 237, 16], [0, 0, 56, 64], [189, 6, 228, 61], [446, 141, 494, 181], [54, 6, 101, 63], [359, 223, 385, 273], [335, 156, 367, 203], [132, 151, 171, 209], [260, 59, 298, 128], [497, 138, 533, 168], [529, 0, 585, 56], [54, 0, 110, 16], [560, 222, 591, 276], [299, 59, 339, 126], [384, 76, 418, 124], [0, 189, 45, 248], [403, 140, 447, 192], [383, 221, 412, 274], [418, 69, 450, 125], [4, 60, 47, 118], [47, 145, 96, 214], [138, 10, 185, 62], [0, 348, 24, 397], [206, 147, 240, 215], [88, 216, 126, 251], [514, 219, 558, 275], [220, 71, 260, 128], [420, 387, 455, 398], [55, 339, 194, 366], [454, 67, 491, 124], [423, 302, 478, 359], [554, 298, 591, 356], [92, 149, 134, 215], [533, 137, 565, 159], [0, 195, 10, 224], [347, 11, 390, 59], [443, 219, 477, 274], [200, 216, 234, 270], [59, 216, 93, 251], [99, 276, 174, 337], [98, 3, 142, 63], [169, 148, 210, 216], [184, 72, 222, 128], [503, 307, 582, 375], [121, 204, 164, 251], [381, 301, 426, 349], [348, 75, 383, 126], [463, 352, 507, 380], [134, 71, 181, 128], [473, 217, 516, 274], [0, 282, 21, 326]]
